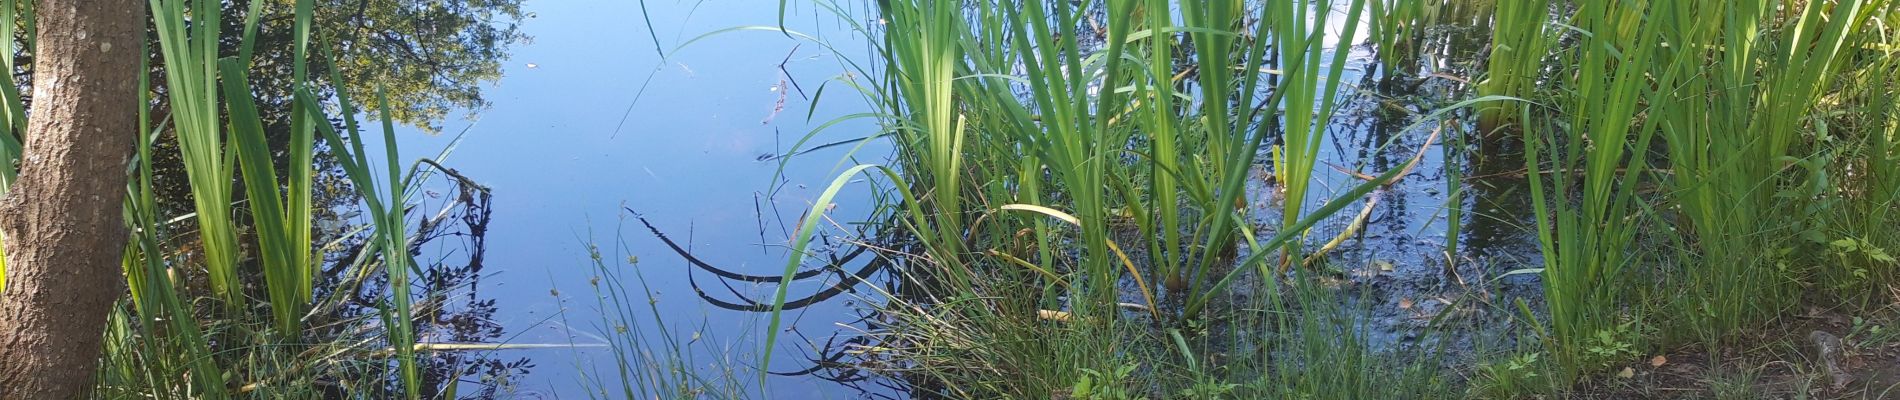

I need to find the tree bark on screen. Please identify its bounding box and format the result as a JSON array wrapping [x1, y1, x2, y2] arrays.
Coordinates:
[[0, 1, 144, 398]]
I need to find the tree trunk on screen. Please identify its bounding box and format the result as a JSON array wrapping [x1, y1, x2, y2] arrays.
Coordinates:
[[0, 1, 144, 398]]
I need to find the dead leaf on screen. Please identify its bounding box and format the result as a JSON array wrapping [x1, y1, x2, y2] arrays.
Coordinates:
[[1398, 298, 1414, 309], [1615, 367, 1635, 379], [1649, 355, 1667, 367]]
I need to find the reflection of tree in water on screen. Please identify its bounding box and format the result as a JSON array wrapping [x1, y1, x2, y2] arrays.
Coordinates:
[[0, 1, 532, 396], [128, 0, 527, 236], [310, 168, 532, 398]]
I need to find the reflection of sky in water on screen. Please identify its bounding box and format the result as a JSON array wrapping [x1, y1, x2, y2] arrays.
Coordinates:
[[365, 1, 890, 397]]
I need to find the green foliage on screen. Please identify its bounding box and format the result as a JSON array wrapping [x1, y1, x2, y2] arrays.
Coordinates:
[[1469, 352, 1553, 399], [0, 0, 29, 291], [1176, 379, 1240, 400], [151, 0, 247, 307], [1476, 0, 1550, 128], [747, 0, 1504, 397], [1068, 363, 1140, 400], [1581, 322, 1642, 370], [1649, 0, 1884, 342], [1250, 276, 1451, 399], [1475, 0, 1900, 389], [1272, 0, 1371, 274], [246, 0, 529, 131]]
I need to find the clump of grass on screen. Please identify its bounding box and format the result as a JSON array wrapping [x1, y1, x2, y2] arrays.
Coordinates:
[[1250, 273, 1452, 399], [1480, 0, 1898, 391], [1645, 0, 1881, 341], [620, 0, 1899, 398], [1804, 1, 1900, 307], [752, 0, 1491, 397], [150, 0, 249, 308], [1369, 0, 1436, 76], [1270, 0, 1371, 274], [1474, 0, 1550, 130], [1518, 0, 1662, 379]]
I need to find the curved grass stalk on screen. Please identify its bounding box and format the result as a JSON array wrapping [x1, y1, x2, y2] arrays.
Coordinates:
[[758, 163, 922, 385], [999, 203, 1162, 320]]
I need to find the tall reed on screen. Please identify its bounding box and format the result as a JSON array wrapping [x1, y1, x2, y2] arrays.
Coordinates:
[[1369, 0, 1434, 73], [1271, 0, 1369, 273], [149, 0, 247, 307], [1649, 0, 1880, 339], [1476, 0, 1549, 129], [1520, 0, 1661, 376]]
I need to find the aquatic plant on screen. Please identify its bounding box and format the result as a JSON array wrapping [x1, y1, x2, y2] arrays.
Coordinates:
[[150, 0, 249, 309], [747, 0, 1495, 396], [1520, 0, 1661, 377], [1271, 0, 1371, 274], [1369, 0, 1432, 75], [1647, 0, 1882, 341], [1475, 0, 1549, 129]]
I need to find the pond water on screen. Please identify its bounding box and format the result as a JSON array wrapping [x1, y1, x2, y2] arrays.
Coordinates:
[[363, 1, 1548, 397], [368, 1, 896, 397]]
